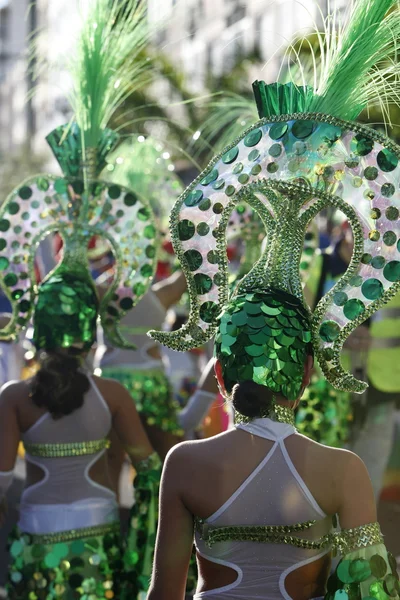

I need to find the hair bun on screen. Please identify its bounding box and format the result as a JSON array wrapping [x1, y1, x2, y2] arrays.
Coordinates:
[[231, 380, 273, 418]]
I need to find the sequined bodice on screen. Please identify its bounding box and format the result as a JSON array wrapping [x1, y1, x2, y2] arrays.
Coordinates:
[[194, 418, 333, 600]]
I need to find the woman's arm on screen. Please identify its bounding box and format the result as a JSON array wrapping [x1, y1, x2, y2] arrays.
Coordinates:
[[337, 451, 376, 529], [100, 377, 154, 466], [147, 444, 194, 600], [0, 383, 21, 526]]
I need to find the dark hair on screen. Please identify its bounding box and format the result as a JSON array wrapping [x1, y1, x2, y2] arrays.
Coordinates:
[[30, 350, 90, 419], [231, 380, 274, 418]]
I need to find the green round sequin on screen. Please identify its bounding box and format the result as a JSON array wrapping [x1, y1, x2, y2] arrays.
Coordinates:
[[233, 162, 243, 174], [267, 163, 279, 174], [343, 298, 365, 320], [251, 164, 262, 175], [377, 148, 398, 172], [124, 193, 137, 206], [349, 275, 363, 287], [108, 185, 121, 199], [194, 273, 213, 294], [0, 257, 9, 270], [140, 264, 153, 277], [71, 180, 84, 195], [361, 253, 372, 264], [385, 206, 399, 220], [364, 167, 378, 180], [4, 273, 18, 287], [269, 143, 282, 157], [183, 249, 203, 271], [333, 292, 348, 306], [0, 239, 6, 251], [120, 297, 133, 310], [138, 207, 151, 221], [292, 120, 315, 139], [222, 147, 239, 164], [269, 122, 288, 140], [369, 230, 380, 242], [12, 289, 24, 300], [197, 222, 210, 236], [293, 141, 307, 155], [238, 173, 250, 184], [201, 169, 218, 186], [351, 134, 374, 156], [349, 558, 372, 582], [337, 560, 354, 583], [178, 220, 195, 241], [244, 128, 262, 147], [383, 231, 397, 246], [371, 208, 381, 220], [18, 186, 33, 200], [213, 203, 224, 214], [199, 198, 211, 211], [54, 178, 67, 194], [133, 282, 146, 296], [207, 250, 218, 264], [143, 224, 156, 239], [19, 300, 31, 312], [383, 261, 400, 282], [371, 256, 386, 269], [381, 183, 395, 197], [345, 156, 360, 168], [248, 149, 260, 161], [225, 185, 236, 196], [370, 555, 387, 578], [362, 278, 384, 300], [0, 219, 10, 232], [185, 189, 203, 207], [199, 301, 218, 323], [383, 573, 399, 597], [319, 320, 340, 342], [145, 245, 156, 259], [37, 177, 49, 191], [8, 202, 20, 215], [213, 178, 225, 190]]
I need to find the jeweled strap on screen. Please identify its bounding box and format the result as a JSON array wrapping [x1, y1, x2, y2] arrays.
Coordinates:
[[23, 438, 110, 458], [234, 404, 296, 426], [27, 521, 120, 545], [195, 517, 332, 550], [334, 522, 384, 555]]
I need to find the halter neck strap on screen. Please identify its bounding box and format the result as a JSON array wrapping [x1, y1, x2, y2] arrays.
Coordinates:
[[236, 417, 296, 441]]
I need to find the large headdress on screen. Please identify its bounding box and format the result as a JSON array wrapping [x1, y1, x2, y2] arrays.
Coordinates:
[[150, 0, 400, 395], [0, 0, 158, 350]]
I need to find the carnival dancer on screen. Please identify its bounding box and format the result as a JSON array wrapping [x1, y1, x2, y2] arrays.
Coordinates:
[[147, 0, 400, 596], [0, 1, 163, 596]]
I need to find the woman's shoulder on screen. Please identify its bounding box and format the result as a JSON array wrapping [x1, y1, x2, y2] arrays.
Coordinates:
[[0, 379, 30, 403]]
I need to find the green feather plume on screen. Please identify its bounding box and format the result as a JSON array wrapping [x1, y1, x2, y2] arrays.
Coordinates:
[[202, 0, 400, 135], [69, 0, 152, 153]]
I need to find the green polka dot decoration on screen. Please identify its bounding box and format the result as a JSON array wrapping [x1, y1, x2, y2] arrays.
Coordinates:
[[362, 278, 384, 300], [351, 134, 374, 156], [343, 298, 365, 320], [319, 320, 340, 343]]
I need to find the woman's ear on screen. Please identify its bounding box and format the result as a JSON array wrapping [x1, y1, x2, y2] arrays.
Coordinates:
[[302, 354, 314, 388], [214, 359, 228, 398]]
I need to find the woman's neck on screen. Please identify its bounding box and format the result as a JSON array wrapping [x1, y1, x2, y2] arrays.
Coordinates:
[[235, 404, 295, 426]]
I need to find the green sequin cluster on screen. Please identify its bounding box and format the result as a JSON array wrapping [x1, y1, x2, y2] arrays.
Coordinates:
[[100, 366, 182, 435], [32, 270, 98, 351], [7, 524, 122, 600], [215, 289, 312, 400]]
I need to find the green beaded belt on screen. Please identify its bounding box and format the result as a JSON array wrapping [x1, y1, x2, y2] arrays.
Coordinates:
[[23, 438, 110, 458], [26, 521, 120, 545], [195, 518, 332, 550]]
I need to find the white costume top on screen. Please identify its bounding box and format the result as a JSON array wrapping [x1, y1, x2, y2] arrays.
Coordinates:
[[194, 418, 332, 600]]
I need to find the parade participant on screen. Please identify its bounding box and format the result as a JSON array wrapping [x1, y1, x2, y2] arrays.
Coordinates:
[[0, 1, 162, 596], [148, 0, 400, 596]]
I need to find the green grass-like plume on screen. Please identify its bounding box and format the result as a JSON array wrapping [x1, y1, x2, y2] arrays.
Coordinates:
[[69, 0, 153, 152]]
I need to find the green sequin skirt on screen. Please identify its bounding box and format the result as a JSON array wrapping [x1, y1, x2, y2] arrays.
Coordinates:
[[7, 522, 122, 599], [101, 366, 182, 435]]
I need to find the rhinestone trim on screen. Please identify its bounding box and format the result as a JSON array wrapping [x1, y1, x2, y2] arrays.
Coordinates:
[[23, 438, 110, 458]]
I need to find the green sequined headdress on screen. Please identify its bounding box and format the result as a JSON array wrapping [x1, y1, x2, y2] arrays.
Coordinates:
[[150, 0, 400, 395], [0, 1, 158, 351]]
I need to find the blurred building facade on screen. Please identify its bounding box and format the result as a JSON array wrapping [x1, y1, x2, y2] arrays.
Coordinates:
[[148, 0, 345, 90]]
